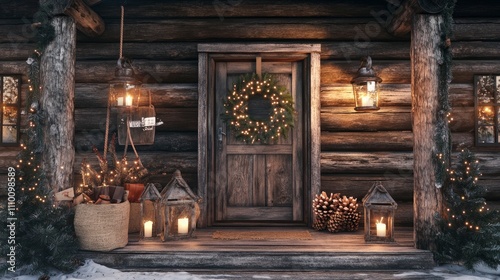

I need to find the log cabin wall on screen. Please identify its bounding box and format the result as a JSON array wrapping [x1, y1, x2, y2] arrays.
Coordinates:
[[0, 0, 499, 226]]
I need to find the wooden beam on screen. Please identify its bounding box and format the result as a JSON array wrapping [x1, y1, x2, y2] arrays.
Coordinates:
[[386, 0, 422, 36], [411, 14, 444, 250], [83, 0, 101, 6], [40, 15, 76, 193], [40, 0, 105, 37]]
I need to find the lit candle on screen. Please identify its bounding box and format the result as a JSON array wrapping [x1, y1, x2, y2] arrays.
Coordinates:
[[125, 95, 133, 106], [144, 220, 153, 238], [376, 217, 386, 237], [178, 217, 189, 235], [117, 97, 124, 106], [361, 95, 372, 107], [367, 81, 376, 92]]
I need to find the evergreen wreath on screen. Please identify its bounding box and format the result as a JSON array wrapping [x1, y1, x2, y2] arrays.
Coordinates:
[[223, 73, 294, 144]]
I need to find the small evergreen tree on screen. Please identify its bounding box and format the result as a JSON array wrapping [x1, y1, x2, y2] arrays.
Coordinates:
[[435, 148, 500, 269], [0, 50, 80, 274]]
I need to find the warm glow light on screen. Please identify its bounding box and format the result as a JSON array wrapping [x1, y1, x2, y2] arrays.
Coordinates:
[[376, 217, 386, 237], [144, 221, 153, 238], [125, 95, 133, 106], [178, 218, 189, 235]]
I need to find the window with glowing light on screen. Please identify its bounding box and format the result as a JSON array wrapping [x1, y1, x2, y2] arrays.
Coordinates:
[[0, 75, 21, 145], [474, 75, 500, 146]]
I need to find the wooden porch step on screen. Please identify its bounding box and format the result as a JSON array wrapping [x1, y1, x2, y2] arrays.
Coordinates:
[[77, 227, 435, 271], [79, 250, 434, 271]]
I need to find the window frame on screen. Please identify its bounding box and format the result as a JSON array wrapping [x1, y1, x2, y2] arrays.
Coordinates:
[[0, 74, 22, 146]]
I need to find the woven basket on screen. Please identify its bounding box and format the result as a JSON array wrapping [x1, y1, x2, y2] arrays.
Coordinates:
[[128, 202, 141, 233], [74, 201, 130, 251]]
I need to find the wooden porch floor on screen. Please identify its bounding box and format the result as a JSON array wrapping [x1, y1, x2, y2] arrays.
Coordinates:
[[78, 227, 435, 271]]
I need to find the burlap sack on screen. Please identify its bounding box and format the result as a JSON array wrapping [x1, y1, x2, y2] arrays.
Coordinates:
[[74, 201, 130, 251]]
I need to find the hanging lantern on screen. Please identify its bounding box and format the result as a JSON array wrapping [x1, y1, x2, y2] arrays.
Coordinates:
[[160, 170, 201, 241], [362, 182, 397, 242], [139, 183, 162, 239], [108, 6, 141, 108], [109, 57, 141, 108], [351, 56, 382, 111]]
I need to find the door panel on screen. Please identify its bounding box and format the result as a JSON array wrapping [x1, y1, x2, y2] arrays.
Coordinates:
[[215, 60, 304, 223], [227, 154, 253, 207]]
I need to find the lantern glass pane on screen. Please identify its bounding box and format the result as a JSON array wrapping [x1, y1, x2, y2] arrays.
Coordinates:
[[368, 208, 393, 238], [141, 200, 161, 238], [110, 82, 139, 107], [162, 201, 196, 240], [353, 82, 379, 109]]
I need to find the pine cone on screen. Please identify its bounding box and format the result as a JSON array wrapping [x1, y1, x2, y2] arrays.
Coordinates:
[[344, 212, 361, 232], [312, 215, 328, 231], [327, 212, 345, 233], [312, 191, 340, 218], [327, 196, 361, 233]]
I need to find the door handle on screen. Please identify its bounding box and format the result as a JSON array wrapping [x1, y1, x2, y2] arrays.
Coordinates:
[[218, 127, 226, 149]]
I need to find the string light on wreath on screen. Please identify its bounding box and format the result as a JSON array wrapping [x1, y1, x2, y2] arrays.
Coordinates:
[[223, 73, 294, 144]]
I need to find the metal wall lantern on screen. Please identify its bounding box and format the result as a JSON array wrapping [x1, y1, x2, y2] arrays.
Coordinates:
[[160, 170, 201, 241], [139, 183, 162, 239], [362, 182, 397, 242], [351, 56, 382, 111], [109, 57, 141, 108]]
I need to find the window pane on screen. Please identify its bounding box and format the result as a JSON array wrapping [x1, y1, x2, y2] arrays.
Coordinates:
[[2, 126, 17, 143], [478, 106, 494, 125], [478, 126, 495, 144], [477, 75, 495, 104], [2, 107, 17, 125], [498, 108, 500, 143], [497, 76, 500, 104], [2, 76, 19, 104]]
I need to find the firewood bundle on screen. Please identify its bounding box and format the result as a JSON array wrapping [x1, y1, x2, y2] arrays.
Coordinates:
[[312, 192, 361, 233]]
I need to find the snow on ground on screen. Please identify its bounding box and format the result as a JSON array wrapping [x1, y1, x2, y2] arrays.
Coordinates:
[[1, 260, 499, 280]]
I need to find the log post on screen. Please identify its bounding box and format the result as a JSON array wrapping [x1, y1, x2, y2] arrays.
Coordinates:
[[40, 0, 105, 37], [40, 16, 76, 193], [411, 14, 444, 250]]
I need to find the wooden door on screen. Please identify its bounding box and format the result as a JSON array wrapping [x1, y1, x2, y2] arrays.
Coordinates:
[[214, 60, 304, 224]]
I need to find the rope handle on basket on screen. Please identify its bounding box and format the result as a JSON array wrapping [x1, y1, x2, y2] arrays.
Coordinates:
[[123, 115, 143, 167]]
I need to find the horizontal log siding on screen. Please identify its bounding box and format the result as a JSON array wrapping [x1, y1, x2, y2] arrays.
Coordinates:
[[0, 1, 499, 226], [1, 1, 499, 20], [318, 16, 500, 226]]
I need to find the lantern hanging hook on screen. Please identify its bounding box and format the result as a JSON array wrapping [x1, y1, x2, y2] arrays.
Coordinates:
[[119, 5, 125, 59], [356, 56, 378, 77], [361, 56, 372, 70]]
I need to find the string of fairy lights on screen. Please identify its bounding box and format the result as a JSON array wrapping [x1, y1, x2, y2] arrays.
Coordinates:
[[80, 157, 144, 189], [435, 109, 492, 233], [223, 73, 294, 144], [439, 148, 490, 232], [17, 50, 47, 204]]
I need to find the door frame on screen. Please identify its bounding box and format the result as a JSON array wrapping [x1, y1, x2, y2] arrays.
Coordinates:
[[197, 44, 321, 227]]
